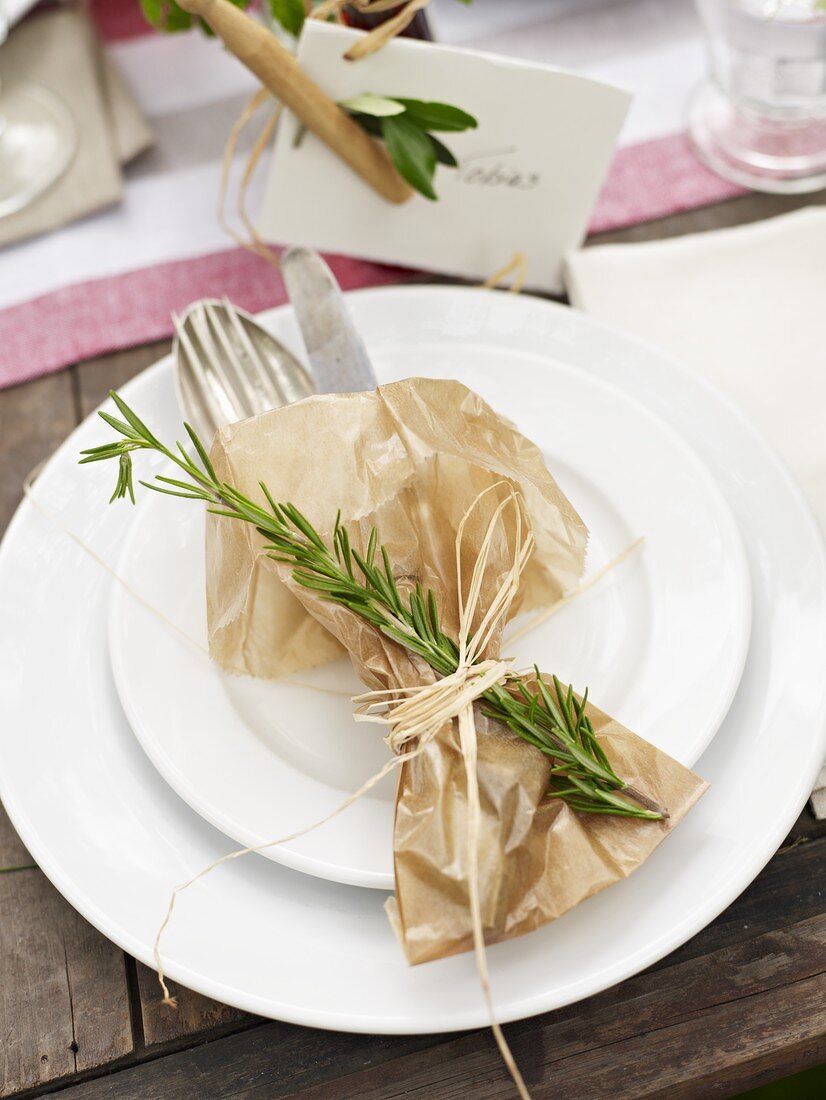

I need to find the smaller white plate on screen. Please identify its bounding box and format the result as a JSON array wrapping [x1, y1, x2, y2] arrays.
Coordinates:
[[109, 344, 750, 890]]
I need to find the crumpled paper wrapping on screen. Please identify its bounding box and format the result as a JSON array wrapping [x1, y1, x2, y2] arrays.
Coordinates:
[[207, 377, 588, 678], [207, 377, 707, 964]]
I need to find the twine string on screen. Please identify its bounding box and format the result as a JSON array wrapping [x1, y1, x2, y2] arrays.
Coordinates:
[[22, 470, 352, 690], [458, 703, 530, 1100], [504, 537, 644, 647], [153, 739, 421, 1007], [217, 86, 282, 269], [482, 251, 528, 293], [145, 480, 534, 1091]]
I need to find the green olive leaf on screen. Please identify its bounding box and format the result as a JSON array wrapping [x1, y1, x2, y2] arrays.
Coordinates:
[[340, 93, 406, 118], [389, 98, 477, 132], [427, 133, 459, 168], [347, 113, 383, 137], [269, 0, 306, 37], [380, 115, 438, 201], [140, 0, 192, 32], [140, 0, 250, 35]]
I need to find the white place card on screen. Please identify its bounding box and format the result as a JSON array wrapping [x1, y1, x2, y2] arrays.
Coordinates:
[[260, 21, 630, 293]]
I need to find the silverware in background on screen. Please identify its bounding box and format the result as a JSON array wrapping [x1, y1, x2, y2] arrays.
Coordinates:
[[173, 298, 314, 442], [174, 249, 377, 441]]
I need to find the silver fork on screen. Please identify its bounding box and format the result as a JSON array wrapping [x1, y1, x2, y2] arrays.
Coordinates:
[[173, 298, 314, 442]]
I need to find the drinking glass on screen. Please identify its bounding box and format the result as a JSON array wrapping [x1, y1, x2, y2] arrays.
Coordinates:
[[690, 0, 826, 192], [0, 13, 77, 218]]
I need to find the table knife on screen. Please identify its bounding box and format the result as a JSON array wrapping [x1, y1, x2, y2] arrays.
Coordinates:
[[281, 247, 378, 393]]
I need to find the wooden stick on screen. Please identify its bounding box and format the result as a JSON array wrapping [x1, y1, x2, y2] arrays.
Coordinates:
[[175, 0, 412, 204]]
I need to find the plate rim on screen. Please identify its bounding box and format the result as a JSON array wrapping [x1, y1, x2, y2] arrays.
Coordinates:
[[1, 284, 824, 1034]]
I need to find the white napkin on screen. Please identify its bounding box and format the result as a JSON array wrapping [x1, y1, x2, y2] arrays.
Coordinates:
[[564, 206, 826, 816], [0, 5, 153, 248]]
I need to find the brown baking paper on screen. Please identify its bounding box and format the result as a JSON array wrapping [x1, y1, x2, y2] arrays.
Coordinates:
[[206, 377, 707, 964]]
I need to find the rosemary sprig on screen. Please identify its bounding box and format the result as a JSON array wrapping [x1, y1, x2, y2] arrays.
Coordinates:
[[80, 392, 665, 820]]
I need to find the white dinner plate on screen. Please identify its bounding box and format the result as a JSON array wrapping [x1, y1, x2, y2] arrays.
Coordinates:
[[108, 334, 750, 888], [1, 288, 824, 1034]]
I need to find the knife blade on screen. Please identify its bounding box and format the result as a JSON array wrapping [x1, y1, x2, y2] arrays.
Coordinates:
[[281, 247, 377, 394]]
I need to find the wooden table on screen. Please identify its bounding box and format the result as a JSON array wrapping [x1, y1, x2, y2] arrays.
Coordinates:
[[2, 190, 825, 1100]]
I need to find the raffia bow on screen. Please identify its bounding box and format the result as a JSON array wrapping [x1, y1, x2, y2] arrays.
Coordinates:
[[353, 486, 533, 755]]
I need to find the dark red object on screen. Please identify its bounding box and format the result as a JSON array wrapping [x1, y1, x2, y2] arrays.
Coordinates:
[[341, 3, 433, 41]]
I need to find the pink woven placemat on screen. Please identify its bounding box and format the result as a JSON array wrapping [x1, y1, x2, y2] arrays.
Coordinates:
[[0, 248, 414, 389]]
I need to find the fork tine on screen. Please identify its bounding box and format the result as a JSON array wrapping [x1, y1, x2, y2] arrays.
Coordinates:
[[188, 304, 252, 426], [223, 297, 312, 405], [203, 302, 261, 420], [223, 301, 291, 409], [174, 298, 315, 439], [174, 312, 227, 440]]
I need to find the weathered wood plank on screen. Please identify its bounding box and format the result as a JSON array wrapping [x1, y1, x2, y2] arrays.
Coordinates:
[[75, 342, 171, 419], [0, 806, 31, 870], [647, 831, 826, 973], [0, 368, 134, 1098], [0, 872, 75, 1093], [0, 870, 133, 1096], [39, 910, 826, 1100], [0, 371, 76, 537], [19, 832, 820, 1095], [134, 962, 250, 1048], [30, 1016, 440, 1100], [58, 904, 134, 1076], [278, 915, 826, 1100], [784, 804, 826, 845], [15, 834, 824, 1096]]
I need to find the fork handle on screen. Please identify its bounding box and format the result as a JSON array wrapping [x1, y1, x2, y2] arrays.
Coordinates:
[[176, 0, 412, 205]]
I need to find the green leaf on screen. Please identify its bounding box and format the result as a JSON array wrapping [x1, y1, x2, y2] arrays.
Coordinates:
[[427, 133, 458, 168], [348, 113, 383, 138], [269, 0, 306, 37], [389, 98, 477, 132], [381, 115, 438, 201], [340, 93, 406, 118], [140, 0, 192, 32], [109, 391, 161, 449], [140, 0, 252, 36]]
